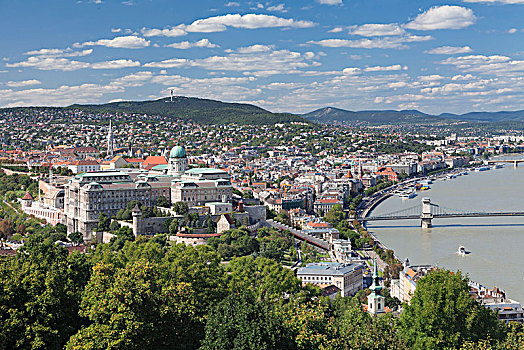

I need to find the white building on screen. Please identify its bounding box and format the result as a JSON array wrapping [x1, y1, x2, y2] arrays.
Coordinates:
[[297, 262, 364, 297]]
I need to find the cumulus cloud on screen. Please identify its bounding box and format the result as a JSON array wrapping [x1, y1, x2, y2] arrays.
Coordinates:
[[144, 49, 318, 75], [91, 59, 141, 69], [0, 83, 123, 107], [463, 0, 524, 3], [6, 57, 91, 71], [144, 58, 189, 68], [441, 54, 524, 76], [308, 34, 432, 49], [348, 23, 406, 36], [7, 57, 140, 71], [165, 38, 218, 49], [364, 64, 407, 72], [267, 3, 287, 12], [142, 13, 315, 37], [75, 35, 150, 49], [185, 13, 316, 32], [225, 1, 240, 7], [6, 79, 41, 87], [235, 44, 274, 53], [141, 26, 187, 37], [317, 0, 342, 4], [426, 46, 473, 54], [24, 48, 93, 57], [405, 6, 476, 30]]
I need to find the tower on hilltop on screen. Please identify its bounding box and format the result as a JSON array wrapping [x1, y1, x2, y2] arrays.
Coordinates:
[[107, 120, 114, 157]]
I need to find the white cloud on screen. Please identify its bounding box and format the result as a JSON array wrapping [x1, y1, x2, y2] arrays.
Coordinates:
[[6, 56, 91, 71], [111, 28, 122, 33], [426, 46, 473, 54], [0, 83, 123, 107], [144, 49, 318, 75], [267, 4, 287, 12], [185, 13, 316, 32], [75, 35, 150, 49], [348, 23, 406, 36], [317, 0, 342, 4], [144, 58, 189, 68], [24, 48, 93, 57], [236, 44, 274, 53], [342, 67, 361, 75], [6, 79, 41, 87], [508, 28, 518, 34], [166, 38, 218, 49], [111, 71, 154, 87], [463, 0, 524, 4], [91, 59, 141, 69], [141, 26, 187, 37], [7, 56, 140, 71], [441, 54, 524, 76], [308, 34, 432, 49], [225, 2, 240, 7], [418, 75, 445, 81], [142, 14, 315, 37], [364, 64, 407, 72], [405, 6, 476, 30], [328, 27, 344, 33]]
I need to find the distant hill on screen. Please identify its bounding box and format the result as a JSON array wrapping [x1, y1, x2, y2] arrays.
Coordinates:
[[302, 107, 445, 125], [1, 96, 310, 125], [66, 97, 309, 125], [439, 110, 524, 122], [303, 106, 524, 125]]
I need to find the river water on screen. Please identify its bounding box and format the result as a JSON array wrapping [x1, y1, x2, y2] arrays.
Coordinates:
[[367, 161, 524, 303]]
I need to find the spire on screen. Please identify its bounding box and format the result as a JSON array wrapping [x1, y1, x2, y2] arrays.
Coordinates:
[[107, 120, 114, 157], [370, 259, 382, 294]]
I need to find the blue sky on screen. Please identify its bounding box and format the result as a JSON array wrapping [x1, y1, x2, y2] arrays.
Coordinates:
[[1, 0, 524, 114]]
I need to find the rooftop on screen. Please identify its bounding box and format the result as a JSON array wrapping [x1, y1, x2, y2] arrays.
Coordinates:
[[297, 262, 363, 276]]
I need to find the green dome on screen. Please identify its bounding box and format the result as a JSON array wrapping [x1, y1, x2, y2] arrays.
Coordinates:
[[170, 145, 186, 158]]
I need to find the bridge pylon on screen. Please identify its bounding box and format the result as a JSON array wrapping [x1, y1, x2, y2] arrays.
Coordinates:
[[421, 197, 433, 228]]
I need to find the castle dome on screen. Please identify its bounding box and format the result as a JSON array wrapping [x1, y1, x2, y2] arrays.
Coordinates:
[[169, 145, 186, 158]]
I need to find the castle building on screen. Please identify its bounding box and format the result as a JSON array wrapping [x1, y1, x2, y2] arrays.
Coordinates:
[[63, 145, 232, 241]]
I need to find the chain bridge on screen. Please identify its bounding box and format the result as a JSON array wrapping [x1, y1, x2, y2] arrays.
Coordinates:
[[360, 198, 524, 228]]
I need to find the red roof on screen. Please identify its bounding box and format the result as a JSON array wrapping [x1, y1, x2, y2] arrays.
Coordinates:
[[142, 156, 167, 170], [22, 192, 34, 200], [176, 233, 222, 238]]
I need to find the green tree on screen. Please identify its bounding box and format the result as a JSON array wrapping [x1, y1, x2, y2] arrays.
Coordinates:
[[69, 231, 84, 245], [96, 213, 110, 232], [156, 195, 170, 208], [200, 292, 293, 350], [66, 260, 197, 350], [174, 201, 189, 215], [399, 269, 505, 349], [0, 236, 92, 349]]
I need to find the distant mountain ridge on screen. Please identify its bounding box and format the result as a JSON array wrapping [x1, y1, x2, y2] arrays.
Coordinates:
[[1, 96, 310, 125], [303, 106, 524, 124]]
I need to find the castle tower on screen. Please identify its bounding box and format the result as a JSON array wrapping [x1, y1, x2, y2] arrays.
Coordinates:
[[107, 120, 114, 157], [168, 145, 188, 177], [367, 259, 385, 315]]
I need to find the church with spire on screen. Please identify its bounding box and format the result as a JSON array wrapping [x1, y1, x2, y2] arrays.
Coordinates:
[[107, 120, 114, 156], [367, 260, 385, 315]]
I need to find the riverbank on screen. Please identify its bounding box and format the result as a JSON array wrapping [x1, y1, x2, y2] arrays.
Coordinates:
[[366, 162, 524, 303]]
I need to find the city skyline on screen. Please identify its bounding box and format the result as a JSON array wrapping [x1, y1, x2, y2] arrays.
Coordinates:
[[1, 0, 524, 114]]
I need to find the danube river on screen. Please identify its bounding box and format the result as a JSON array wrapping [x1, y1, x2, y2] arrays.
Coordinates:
[[367, 161, 524, 303]]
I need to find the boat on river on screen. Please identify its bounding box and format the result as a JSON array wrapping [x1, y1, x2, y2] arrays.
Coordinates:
[[457, 246, 468, 256]]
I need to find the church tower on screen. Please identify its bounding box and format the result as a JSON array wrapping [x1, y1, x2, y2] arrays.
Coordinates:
[[107, 120, 114, 157], [367, 259, 385, 315], [168, 145, 188, 177]]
